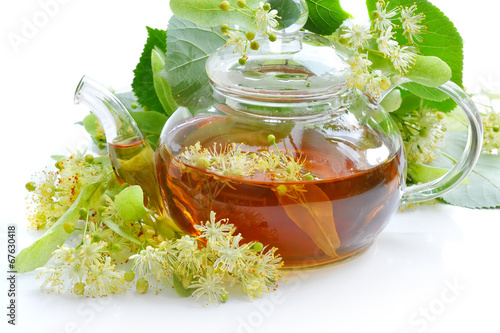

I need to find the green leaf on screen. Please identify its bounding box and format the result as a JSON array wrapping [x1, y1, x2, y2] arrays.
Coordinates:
[[163, 16, 226, 109], [441, 153, 500, 209], [407, 161, 449, 184], [114, 185, 148, 222], [15, 179, 107, 273], [391, 89, 420, 115], [366, 0, 463, 86], [170, 0, 260, 29], [304, 0, 351, 35], [429, 130, 500, 209], [102, 219, 142, 245], [130, 110, 168, 150], [401, 82, 449, 101], [82, 113, 100, 139], [380, 89, 402, 113], [151, 47, 177, 115], [132, 27, 168, 113], [268, 0, 302, 29]]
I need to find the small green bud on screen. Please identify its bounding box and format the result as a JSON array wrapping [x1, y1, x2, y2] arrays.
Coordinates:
[[143, 106, 150, 111], [98, 142, 107, 150], [493, 126, 499, 133], [74, 282, 85, 295], [262, 3, 271, 11], [245, 31, 256, 40], [419, 128, 428, 138], [371, 10, 381, 19], [85, 154, 94, 163], [63, 222, 74, 234], [55, 160, 64, 170], [268, 34, 277, 42], [220, 24, 230, 33], [79, 207, 88, 219], [130, 102, 138, 109], [124, 270, 135, 282], [220, 293, 229, 303], [25, 181, 36, 192], [238, 57, 247, 65], [92, 234, 101, 242], [250, 40, 260, 50], [237, 0, 246, 8], [276, 184, 287, 196], [220, 1, 230, 11], [253, 242, 264, 252], [305, 174, 315, 181], [267, 134, 276, 144], [111, 244, 122, 252], [437, 112, 445, 120], [136, 278, 149, 294]]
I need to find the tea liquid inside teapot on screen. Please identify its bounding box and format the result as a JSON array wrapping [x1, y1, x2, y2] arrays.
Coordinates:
[[156, 109, 404, 268]]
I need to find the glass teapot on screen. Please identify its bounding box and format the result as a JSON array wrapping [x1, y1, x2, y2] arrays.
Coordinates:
[[74, 3, 482, 268]]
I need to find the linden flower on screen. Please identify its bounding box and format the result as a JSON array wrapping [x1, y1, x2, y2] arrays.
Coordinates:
[[348, 52, 372, 74], [37, 265, 63, 292], [86, 257, 126, 297], [342, 24, 373, 50], [190, 274, 227, 304], [129, 246, 166, 277], [78, 238, 107, 266], [61, 258, 88, 283], [377, 26, 398, 58], [212, 234, 251, 273], [195, 211, 235, 244], [53, 244, 74, 264], [254, 2, 279, 34], [400, 4, 425, 44], [391, 46, 416, 74], [372, 1, 398, 31], [225, 30, 247, 55]]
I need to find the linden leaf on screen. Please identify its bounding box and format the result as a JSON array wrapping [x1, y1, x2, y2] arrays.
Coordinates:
[[169, 0, 261, 29], [276, 185, 340, 257], [151, 46, 177, 116], [132, 27, 168, 113], [15, 179, 107, 273], [114, 185, 148, 222], [102, 219, 142, 245], [163, 16, 226, 109], [304, 0, 351, 35]]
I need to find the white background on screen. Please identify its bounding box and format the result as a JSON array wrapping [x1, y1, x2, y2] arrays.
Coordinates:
[[1, 1, 500, 332]]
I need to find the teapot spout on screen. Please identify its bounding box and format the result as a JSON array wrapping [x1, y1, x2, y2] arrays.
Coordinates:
[[73, 76, 172, 224], [74, 75, 144, 144]]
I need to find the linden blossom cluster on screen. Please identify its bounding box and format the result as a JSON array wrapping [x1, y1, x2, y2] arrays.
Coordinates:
[[340, 1, 425, 99], [25, 150, 105, 230], [219, 0, 279, 64], [37, 210, 283, 304]]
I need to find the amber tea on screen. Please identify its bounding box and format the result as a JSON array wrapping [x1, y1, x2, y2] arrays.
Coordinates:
[[156, 115, 404, 268]]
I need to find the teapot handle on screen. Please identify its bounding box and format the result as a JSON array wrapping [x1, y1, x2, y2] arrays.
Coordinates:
[[386, 81, 483, 204]]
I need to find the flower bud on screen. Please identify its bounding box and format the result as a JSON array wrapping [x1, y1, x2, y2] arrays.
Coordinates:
[[79, 207, 88, 219], [124, 270, 135, 282], [136, 278, 149, 294], [220, 293, 229, 303], [220, 1, 230, 11], [305, 174, 315, 181], [250, 41, 260, 50], [55, 160, 64, 170], [220, 24, 230, 33], [238, 57, 247, 65], [63, 222, 74, 234], [276, 184, 287, 196], [111, 244, 122, 252], [267, 134, 276, 144], [85, 154, 94, 163], [268, 34, 277, 42], [263, 3, 271, 11], [25, 181, 36, 192], [74, 282, 85, 295], [245, 31, 256, 40], [253, 242, 264, 252], [237, 0, 246, 8]]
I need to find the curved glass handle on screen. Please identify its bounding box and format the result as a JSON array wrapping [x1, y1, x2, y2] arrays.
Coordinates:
[[398, 81, 483, 204]]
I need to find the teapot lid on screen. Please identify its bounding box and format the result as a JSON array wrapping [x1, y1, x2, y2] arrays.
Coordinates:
[[205, 0, 351, 104]]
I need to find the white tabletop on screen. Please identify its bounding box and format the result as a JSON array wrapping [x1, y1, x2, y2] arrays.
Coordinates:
[[1, 1, 499, 332]]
